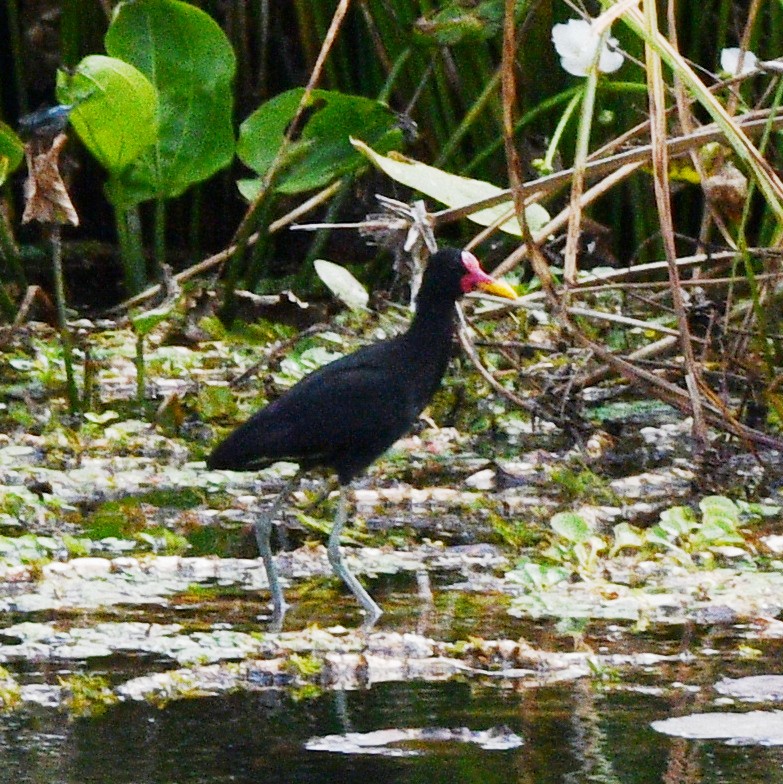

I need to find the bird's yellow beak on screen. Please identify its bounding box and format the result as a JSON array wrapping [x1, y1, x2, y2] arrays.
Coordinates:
[[476, 278, 518, 300]]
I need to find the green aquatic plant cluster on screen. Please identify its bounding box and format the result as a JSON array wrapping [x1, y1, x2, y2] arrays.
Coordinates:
[[512, 496, 780, 591]]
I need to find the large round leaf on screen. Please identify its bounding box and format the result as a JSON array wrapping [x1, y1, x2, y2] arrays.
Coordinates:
[[104, 0, 236, 206], [238, 88, 404, 195], [56, 55, 158, 173]]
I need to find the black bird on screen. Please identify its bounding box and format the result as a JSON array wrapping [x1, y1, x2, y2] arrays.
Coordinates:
[[207, 248, 517, 625]]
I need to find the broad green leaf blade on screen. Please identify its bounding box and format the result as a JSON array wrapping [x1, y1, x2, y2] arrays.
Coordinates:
[[699, 495, 740, 525], [236, 179, 262, 202], [696, 520, 745, 546], [56, 56, 158, 173], [658, 505, 697, 536], [105, 0, 236, 206], [509, 561, 570, 590], [352, 139, 550, 236], [238, 88, 403, 195], [0, 122, 24, 186], [550, 512, 592, 544], [610, 521, 645, 554], [313, 259, 369, 311]]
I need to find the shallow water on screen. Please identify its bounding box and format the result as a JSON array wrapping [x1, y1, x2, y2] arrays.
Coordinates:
[[2, 673, 783, 784], [1, 396, 782, 783]]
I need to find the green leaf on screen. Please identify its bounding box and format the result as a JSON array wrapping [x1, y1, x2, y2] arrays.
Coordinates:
[[415, 3, 499, 45], [83, 411, 121, 425], [658, 506, 697, 537], [645, 524, 675, 546], [550, 512, 592, 544], [130, 300, 176, 337], [510, 561, 570, 591], [353, 139, 551, 236], [694, 518, 745, 546], [104, 0, 236, 206], [313, 259, 369, 311], [736, 500, 781, 519], [610, 521, 645, 554], [0, 122, 24, 186], [56, 55, 158, 173], [415, 0, 529, 45], [699, 495, 740, 526], [644, 525, 693, 564], [238, 88, 403, 195]]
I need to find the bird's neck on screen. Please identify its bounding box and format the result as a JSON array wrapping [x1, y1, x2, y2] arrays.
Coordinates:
[[407, 294, 458, 342]]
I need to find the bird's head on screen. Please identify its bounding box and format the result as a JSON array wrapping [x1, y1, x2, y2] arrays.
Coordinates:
[[422, 248, 518, 303], [457, 250, 518, 299]]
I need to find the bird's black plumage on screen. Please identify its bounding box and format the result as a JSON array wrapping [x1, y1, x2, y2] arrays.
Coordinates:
[[206, 247, 517, 624], [208, 248, 514, 480]]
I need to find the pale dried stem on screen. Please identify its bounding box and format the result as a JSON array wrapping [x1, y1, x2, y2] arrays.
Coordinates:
[[493, 161, 643, 277], [435, 110, 783, 233]]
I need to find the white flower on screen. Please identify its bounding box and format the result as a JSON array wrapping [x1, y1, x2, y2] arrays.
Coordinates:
[[720, 47, 758, 77], [552, 19, 623, 77]]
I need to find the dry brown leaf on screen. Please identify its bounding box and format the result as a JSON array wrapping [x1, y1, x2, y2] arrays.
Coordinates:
[[22, 133, 79, 226]]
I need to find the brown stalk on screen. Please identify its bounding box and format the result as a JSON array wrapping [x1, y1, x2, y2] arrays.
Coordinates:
[[452, 0, 539, 404], [227, 0, 352, 259], [667, 0, 734, 255], [726, 0, 763, 118], [492, 160, 644, 277], [489, 10, 782, 451], [644, 0, 707, 447]]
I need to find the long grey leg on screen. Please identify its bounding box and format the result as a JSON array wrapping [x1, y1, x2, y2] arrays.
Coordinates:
[[254, 473, 299, 630], [327, 486, 383, 627]]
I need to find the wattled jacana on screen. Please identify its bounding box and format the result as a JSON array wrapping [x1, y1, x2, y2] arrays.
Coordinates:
[[207, 248, 517, 625]]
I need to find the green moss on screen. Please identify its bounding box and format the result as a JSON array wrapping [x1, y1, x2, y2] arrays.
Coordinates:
[[284, 653, 324, 679], [290, 684, 324, 702], [5, 402, 37, 429], [136, 527, 190, 554], [136, 487, 207, 509], [59, 673, 118, 718], [198, 385, 240, 422], [550, 467, 618, 505], [62, 533, 91, 558], [202, 491, 239, 511], [185, 525, 250, 558], [216, 318, 295, 346], [488, 511, 541, 549], [83, 499, 147, 539], [174, 583, 250, 602], [82, 499, 189, 554], [197, 315, 228, 340], [0, 666, 22, 711]]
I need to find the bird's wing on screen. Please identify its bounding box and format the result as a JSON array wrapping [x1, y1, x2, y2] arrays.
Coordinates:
[[258, 356, 417, 460]]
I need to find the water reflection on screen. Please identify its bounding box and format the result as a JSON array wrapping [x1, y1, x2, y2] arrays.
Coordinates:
[[2, 680, 782, 783]]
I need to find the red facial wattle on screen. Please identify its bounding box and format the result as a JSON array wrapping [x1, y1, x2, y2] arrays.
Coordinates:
[[459, 250, 517, 299]]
